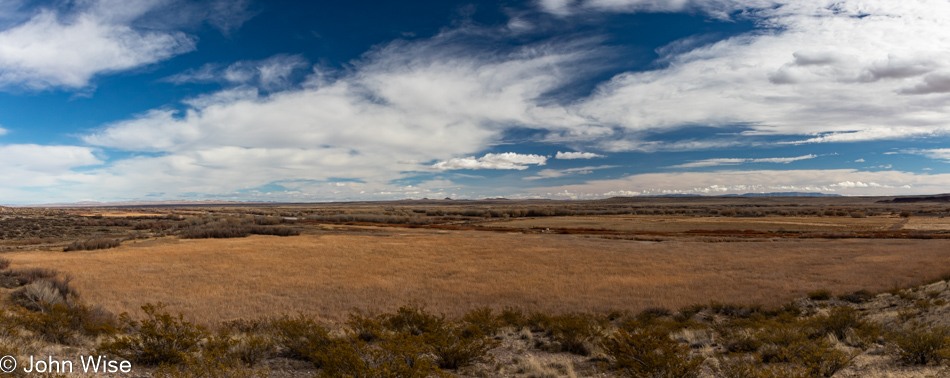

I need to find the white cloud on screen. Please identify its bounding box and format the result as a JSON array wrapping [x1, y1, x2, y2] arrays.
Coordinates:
[[555, 151, 605, 159], [432, 153, 548, 170], [163, 54, 310, 91], [904, 148, 950, 162], [670, 154, 816, 168], [0, 144, 102, 192], [526, 169, 947, 199], [525, 165, 617, 180], [569, 0, 950, 145], [0, 1, 197, 90], [854, 158, 865, 162], [0, 126, 6, 136]]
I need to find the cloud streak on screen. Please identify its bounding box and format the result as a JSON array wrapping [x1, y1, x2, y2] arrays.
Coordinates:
[[669, 154, 817, 168], [432, 153, 548, 170]]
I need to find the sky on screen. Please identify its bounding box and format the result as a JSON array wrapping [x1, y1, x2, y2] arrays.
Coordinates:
[[1, 0, 950, 204]]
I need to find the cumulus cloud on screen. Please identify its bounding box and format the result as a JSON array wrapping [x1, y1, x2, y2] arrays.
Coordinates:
[[0, 1, 198, 90], [669, 154, 816, 168], [163, 54, 310, 91], [570, 0, 950, 145], [524, 165, 617, 180], [0, 144, 102, 194], [432, 153, 548, 170], [555, 151, 605, 159], [855, 158, 865, 162], [900, 73, 950, 95]]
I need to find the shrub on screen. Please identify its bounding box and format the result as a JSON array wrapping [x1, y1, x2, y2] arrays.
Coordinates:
[[807, 290, 833, 301], [886, 323, 950, 365], [318, 333, 440, 378], [900, 211, 913, 218], [839, 290, 874, 304], [97, 303, 207, 365], [601, 327, 703, 378], [382, 304, 445, 336], [461, 307, 504, 336], [64, 237, 122, 252], [248, 226, 299, 236], [269, 314, 337, 365], [10, 277, 78, 311], [426, 322, 498, 370], [346, 310, 388, 342], [543, 313, 603, 356], [0, 257, 10, 270], [637, 307, 674, 322], [16, 302, 116, 344]]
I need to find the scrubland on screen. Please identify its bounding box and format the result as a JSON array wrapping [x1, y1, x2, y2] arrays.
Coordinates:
[[1, 196, 950, 376]]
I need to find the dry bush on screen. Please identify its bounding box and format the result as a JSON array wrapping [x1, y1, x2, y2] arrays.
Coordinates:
[[10, 278, 78, 311], [542, 313, 605, 356], [806, 290, 832, 301], [601, 327, 703, 378], [317, 333, 440, 378], [268, 313, 336, 364], [16, 302, 117, 345], [886, 322, 950, 365], [97, 303, 208, 365], [462, 306, 504, 336], [0, 257, 10, 270], [64, 237, 122, 252]]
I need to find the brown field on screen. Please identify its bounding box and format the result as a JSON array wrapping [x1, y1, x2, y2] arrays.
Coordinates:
[[5, 226, 950, 326], [475, 214, 913, 233]]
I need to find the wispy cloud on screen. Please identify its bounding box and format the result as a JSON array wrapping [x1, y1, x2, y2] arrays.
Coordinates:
[[555, 151, 605, 159], [432, 153, 548, 170], [525, 165, 618, 180], [163, 54, 310, 91], [903, 148, 950, 162], [669, 154, 816, 168]]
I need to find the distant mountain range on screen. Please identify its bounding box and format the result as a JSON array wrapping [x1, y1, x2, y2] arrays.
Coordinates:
[[656, 192, 842, 198]]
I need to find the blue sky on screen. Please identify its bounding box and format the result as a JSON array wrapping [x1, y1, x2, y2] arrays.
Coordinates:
[[2, 0, 950, 204]]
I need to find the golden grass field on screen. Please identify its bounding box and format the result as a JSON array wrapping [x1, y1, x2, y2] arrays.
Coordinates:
[[5, 225, 950, 326], [476, 214, 916, 233]]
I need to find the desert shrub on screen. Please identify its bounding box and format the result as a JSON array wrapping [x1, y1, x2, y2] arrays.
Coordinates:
[[808, 307, 876, 342], [426, 322, 498, 370], [601, 327, 703, 378], [900, 210, 913, 218], [64, 237, 122, 252], [462, 307, 504, 336], [253, 216, 282, 225], [5, 267, 58, 286], [10, 277, 78, 311], [497, 307, 530, 329], [714, 356, 802, 378], [179, 225, 251, 239], [382, 303, 445, 336], [318, 333, 441, 378], [16, 302, 116, 344], [886, 323, 950, 365], [543, 313, 604, 356], [97, 303, 207, 365], [637, 307, 674, 322], [807, 290, 833, 301], [839, 290, 874, 304], [757, 321, 856, 377], [850, 211, 866, 218], [248, 226, 299, 236], [346, 310, 388, 342], [269, 313, 337, 365], [0, 257, 9, 270], [152, 331, 264, 378]]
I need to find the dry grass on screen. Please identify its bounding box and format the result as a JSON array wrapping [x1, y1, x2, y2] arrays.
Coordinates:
[[4, 228, 950, 326], [480, 215, 912, 233]]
